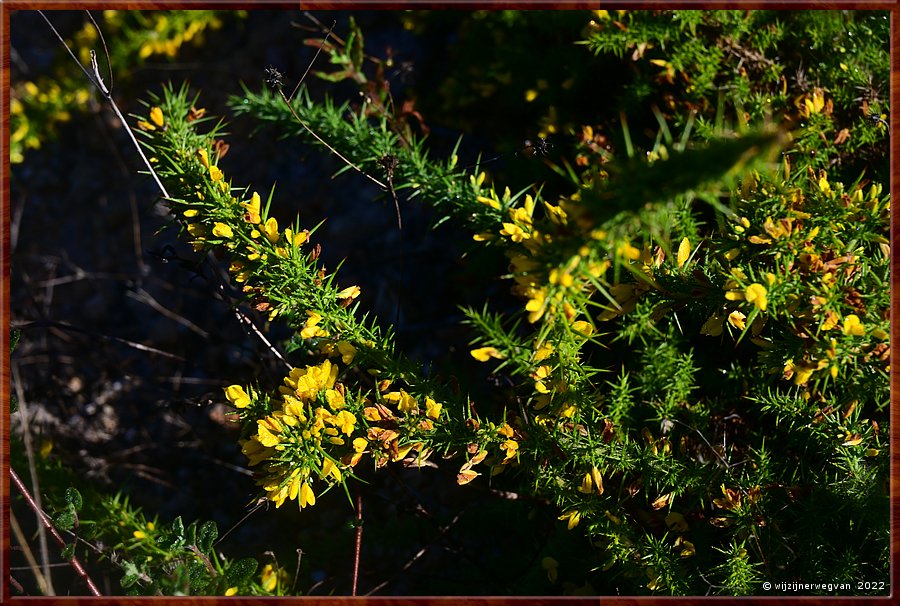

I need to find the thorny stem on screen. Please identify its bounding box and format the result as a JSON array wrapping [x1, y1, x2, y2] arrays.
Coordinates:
[[10, 469, 103, 597]]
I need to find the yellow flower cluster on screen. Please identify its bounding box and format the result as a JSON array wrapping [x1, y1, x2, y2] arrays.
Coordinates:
[[225, 360, 358, 509], [225, 356, 452, 509]]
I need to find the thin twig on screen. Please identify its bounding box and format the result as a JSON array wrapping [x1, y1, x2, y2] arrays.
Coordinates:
[[10, 509, 52, 595], [38, 11, 169, 199], [289, 19, 337, 102], [10, 469, 103, 596], [11, 363, 54, 595], [12, 320, 186, 361], [228, 300, 291, 370], [126, 287, 210, 339], [214, 499, 265, 547], [274, 84, 387, 190], [364, 512, 463, 596]]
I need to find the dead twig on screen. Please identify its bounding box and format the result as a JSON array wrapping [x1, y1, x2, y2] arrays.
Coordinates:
[[10, 469, 103, 596]]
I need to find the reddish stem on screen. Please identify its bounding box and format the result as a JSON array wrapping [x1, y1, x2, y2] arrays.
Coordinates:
[[10, 469, 102, 596]]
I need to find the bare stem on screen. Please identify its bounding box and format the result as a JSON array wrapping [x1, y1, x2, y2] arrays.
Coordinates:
[[10, 469, 103, 596]]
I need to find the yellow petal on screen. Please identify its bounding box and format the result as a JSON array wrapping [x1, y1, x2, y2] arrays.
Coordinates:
[[842, 314, 865, 337], [470, 346, 503, 362], [149, 106, 164, 127], [213, 222, 233, 239], [224, 385, 251, 408], [676, 237, 691, 268], [299, 482, 316, 508], [744, 283, 767, 311]]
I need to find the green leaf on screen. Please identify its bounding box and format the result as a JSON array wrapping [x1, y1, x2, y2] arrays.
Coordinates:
[[171, 515, 185, 539], [197, 520, 218, 552], [10, 329, 20, 353], [184, 520, 198, 546], [54, 508, 76, 531], [119, 560, 142, 589], [64, 487, 83, 510], [226, 557, 258, 584], [120, 574, 140, 589], [189, 560, 210, 591]]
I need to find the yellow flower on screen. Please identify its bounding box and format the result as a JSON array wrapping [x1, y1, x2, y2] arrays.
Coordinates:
[[808, 89, 826, 114], [256, 417, 283, 447], [299, 311, 327, 339], [727, 310, 746, 330], [509, 206, 533, 226], [321, 457, 342, 481], [353, 437, 368, 452], [559, 509, 581, 530], [618, 242, 641, 261], [324, 389, 345, 410], [571, 320, 593, 337], [533, 365, 552, 393], [676, 237, 691, 268], [500, 222, 529, 242], [337, 285, 361, 300], [242, 191, 261, 224], [384, 390, 418, 414], [425, 397, 442, 420], [578, 472, 593, 494], [543, 201, 567, 225], [224, 384, 251, 408], [525, 289, 547, 323], [263, 217, 279, 244], [533, 341, 554, 362], [225, 587, 238, 596], [209, 165, 224, 182], [212, 222, 233, 239], [133, 530, 147, 539], [476, 195, 500, 210], [283, 360, 339, 400], [842, 314, 865, 337], [337, 341, 357, 364], [260, 563, 279, 592], [470, 346, 504, 362], [500, 439, 518, 461], [241, 437, 275, 466], [744, 283, 767, 311], [197, 148, 210, 168], [558, 402, 577, 418], [299, 482, 316, 509], [591, 466, 604, 496], [149, 106, 164, 128], [334, 410, 357, 435]]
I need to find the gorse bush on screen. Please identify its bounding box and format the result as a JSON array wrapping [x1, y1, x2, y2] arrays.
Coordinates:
[[11, 10, 889, 596], [10, 10, 241, 164]]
